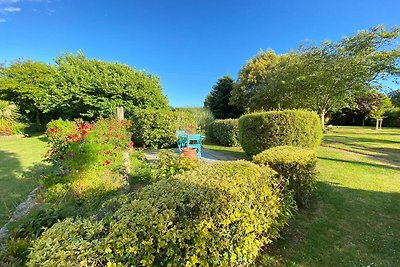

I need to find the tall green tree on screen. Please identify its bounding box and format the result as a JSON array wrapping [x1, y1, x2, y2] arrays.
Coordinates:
[[388, 89, 400, 107], [232, 25, 400, 128], [205, 76, 243, 119], [0, 60, 56, 123], [54, 52, 169, 120]]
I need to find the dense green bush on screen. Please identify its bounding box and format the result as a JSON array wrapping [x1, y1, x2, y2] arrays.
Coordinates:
[[384, 108, 400, 127], [28, 161, 293, 266], [238, 110, 322, 156], [0, 100, 19, 135], [253, 145, 317, 206], [177, 107, 214, 133], [130, 108, 197, 148], [207, 119, 239, 146]]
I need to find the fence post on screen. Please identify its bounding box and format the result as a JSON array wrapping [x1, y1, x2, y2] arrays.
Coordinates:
[[116, 107, 124, 121]]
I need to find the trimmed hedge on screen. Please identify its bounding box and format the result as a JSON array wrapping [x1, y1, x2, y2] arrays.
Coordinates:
[[130, 108, 197, 149], [253, 145, 317, 206], [238, 110, 322, 156], [207, 119, 239, 146], [28, 161, 293, 266]]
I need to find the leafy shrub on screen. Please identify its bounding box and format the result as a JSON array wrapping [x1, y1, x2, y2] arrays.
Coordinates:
[[43, 118, 133, 199], [0, 237, 32, 266], [0, 100, 20, 135], [253, 145, 317, 206], [149, 150, 198, 182], [178, 107, 214, 133], [384, 107, 400, 127], [207, 119, 239, 146], [28, 161, 293, 266], [238, 110, 322, 156], [130, 108, 197, 148]]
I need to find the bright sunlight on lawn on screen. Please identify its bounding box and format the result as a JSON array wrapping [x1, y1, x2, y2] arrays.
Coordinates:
[[205, 126, 400, 266], [0, 136, 47, 225]]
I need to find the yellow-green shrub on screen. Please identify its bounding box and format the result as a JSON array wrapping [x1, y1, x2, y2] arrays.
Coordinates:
[[27, 161, 293, 266], [207, 119, 239, 146], [253, 145, 317, 206], [238, 110, 322, 156]]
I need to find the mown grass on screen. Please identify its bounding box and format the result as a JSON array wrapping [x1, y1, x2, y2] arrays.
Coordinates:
[[0, 136, 48, 226], [205, 126, 400, 266]]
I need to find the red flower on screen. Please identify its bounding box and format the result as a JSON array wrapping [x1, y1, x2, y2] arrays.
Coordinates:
[[81, 130, 88, 136], [105, 150, 112, 156], [49, 128, 56, 133], [59, 155, 64, 160], [104, 159, 111, 166], [128, 141, 135, 148]]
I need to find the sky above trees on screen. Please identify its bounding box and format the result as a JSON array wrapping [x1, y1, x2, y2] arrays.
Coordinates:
[[0, 0, 399, 107]]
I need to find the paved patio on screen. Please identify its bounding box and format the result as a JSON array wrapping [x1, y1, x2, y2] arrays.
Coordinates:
[[144, 148, 239, 163]]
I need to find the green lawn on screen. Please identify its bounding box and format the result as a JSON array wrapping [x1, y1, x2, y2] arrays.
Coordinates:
[[323, 126, 400, 163], [205, 126, 400, 266], [0, 136, 48, 226]]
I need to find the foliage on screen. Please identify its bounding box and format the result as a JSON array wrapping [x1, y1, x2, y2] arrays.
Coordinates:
[[354, 91, 392, 125], [204, 76, 243, 119], [53, 52, 169, 120], [253, 146, 317, 206], [0, 100, 20, 135], [207, 119, 239, 146], [238, 110, 322, 156], [388, 89, 400, 107], [0, 237, 32, 266], [130, 108, 197, 148], [384, 107, 400, 127], [0, 60, 56, 124], [43, 118, 132, 200], [177, 107, 214, 134], [370, 94, 392, 120], [27, 161, 294, 266], [231, 25, 400, 128], [149, 150, 198, 182]]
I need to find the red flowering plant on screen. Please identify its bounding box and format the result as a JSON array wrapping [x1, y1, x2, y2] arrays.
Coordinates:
[[43, 118, 134, 198]]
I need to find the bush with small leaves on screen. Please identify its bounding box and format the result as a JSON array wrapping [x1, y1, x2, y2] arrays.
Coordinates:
[[253, 145, 317, 206], [238, 110, 322, 156], [207, 119, 239, 146]]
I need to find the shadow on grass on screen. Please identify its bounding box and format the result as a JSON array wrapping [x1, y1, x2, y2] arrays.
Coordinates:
[[0, 150, 48, 226], [318, 156, 400, 171], [259, 181, 400, 266]]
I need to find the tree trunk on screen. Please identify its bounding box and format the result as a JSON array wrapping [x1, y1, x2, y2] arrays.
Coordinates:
[[35, 110, 41, 124], [320, 110, 325, 129], [362, 117, 366, 126]]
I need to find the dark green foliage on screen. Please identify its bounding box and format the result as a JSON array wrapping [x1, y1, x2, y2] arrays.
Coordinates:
[[238, 110, 322, 156], [389, 89, 400, 107], [0, 237, 32, 266], [384, 107, 400, 127], [253, 146, 317, 206], [130, 108, 196, 148], [204, 76, 243, 119], [27, 161, 294, 266], [207, 119, 239, 146]]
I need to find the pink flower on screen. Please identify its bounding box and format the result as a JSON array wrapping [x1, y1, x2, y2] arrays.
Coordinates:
[[128, 141, 135, 148]]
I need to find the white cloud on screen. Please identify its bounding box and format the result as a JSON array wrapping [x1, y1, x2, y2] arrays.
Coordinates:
[[0, 6, 21, 12], [0, 18, 6, 22], [0, 0, 20, 4]]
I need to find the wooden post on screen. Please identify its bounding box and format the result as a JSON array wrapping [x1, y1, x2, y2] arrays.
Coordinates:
[[116, 107, 124, 121], [375, 119, 383, 130]]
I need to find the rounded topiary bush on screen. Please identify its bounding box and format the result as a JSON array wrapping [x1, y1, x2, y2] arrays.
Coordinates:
[[207, 119, 239, 146], [238, 110, 322, 156], [253, 145, 317, 206], [27, 161, 293, 267]]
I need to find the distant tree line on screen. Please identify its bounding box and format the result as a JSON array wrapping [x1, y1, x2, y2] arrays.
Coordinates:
[[205, 25, 400, 127], [0, 51, 169, 124]]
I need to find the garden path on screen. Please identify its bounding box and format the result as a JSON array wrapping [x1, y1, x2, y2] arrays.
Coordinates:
[[144, 148, 240, 163]]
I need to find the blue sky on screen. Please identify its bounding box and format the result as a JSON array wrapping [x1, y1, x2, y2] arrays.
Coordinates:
[[0, 0, 399, 107]]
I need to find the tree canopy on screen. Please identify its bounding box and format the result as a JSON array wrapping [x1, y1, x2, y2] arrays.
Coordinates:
[[205, 76, 243, 119], [230, 25, 400, 128], [0, 52, 169, 122]]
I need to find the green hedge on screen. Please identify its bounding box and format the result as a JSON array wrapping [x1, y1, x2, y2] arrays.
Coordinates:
[[207, 119, 239, 146], [253, 145, 317, 206], [238, 110, 322, 156], [384, 108, 400, 127], [130, 108, 197, 149], [28, 161, 293, 266]]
